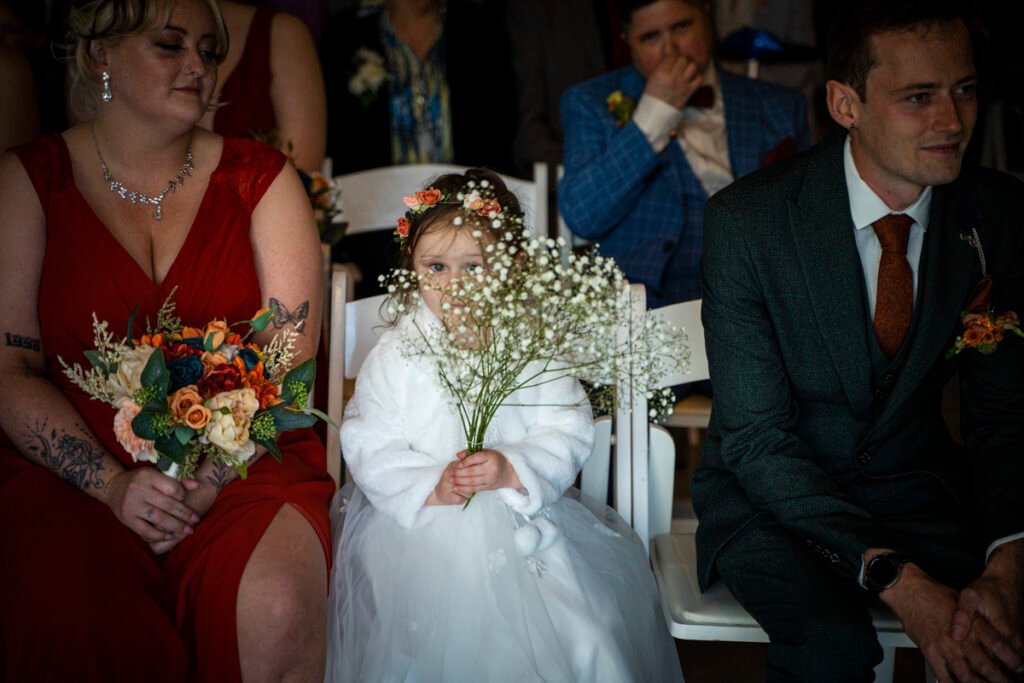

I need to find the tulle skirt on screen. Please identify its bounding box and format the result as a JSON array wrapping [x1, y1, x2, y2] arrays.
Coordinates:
[[326, 485, 684, 682]]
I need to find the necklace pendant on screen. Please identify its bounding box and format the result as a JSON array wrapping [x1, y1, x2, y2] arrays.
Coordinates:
[[154, 204, 163, 220]]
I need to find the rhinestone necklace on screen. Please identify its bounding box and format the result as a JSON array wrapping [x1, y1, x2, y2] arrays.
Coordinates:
[[90, 123, 194, 220]]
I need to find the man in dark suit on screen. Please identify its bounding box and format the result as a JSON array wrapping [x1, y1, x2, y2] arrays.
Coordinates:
[[693, 2, 1024, 680], [559, 0, 809, 309]]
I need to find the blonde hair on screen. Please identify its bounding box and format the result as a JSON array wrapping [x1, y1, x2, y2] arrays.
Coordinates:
[[65, 0, 229, 115]]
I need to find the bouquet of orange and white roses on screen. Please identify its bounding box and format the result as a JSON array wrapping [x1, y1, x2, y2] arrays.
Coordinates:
[[60, 290, 330, 480]]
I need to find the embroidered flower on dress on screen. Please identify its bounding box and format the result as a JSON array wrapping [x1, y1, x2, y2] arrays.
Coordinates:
[[488, 549, 507, 574], [525, 556, 547, 578]]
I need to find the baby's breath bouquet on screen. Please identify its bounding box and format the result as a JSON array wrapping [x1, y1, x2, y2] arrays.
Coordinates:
[[60, 290, 330, 480], [384, 179, 688, 507]]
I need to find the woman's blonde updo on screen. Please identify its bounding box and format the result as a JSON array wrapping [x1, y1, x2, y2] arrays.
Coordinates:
[[65, 0, 229, 113]]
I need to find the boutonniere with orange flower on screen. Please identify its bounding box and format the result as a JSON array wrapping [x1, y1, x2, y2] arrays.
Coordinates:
[[59, 289, 333, 480], [946, 223, 1024, 358], [606, 90, 636, 127]]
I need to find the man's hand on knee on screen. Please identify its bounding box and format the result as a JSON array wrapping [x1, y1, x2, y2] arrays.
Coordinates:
[[951, 540, 1024, 675], [880, 563, 1016, 683]]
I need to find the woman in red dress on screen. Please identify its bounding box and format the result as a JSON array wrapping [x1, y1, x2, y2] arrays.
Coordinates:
[[0, 1, 333, 681]]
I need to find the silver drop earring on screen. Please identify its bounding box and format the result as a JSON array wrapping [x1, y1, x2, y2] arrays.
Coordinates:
[[101, 71, 112, 103]]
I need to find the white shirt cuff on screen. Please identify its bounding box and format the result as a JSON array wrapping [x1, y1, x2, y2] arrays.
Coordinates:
[[986, 532, 1024, 563], [632, 94, 684, 153]]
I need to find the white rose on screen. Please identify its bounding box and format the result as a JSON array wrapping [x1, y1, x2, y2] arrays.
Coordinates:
[[109, 345, 157, 400], [201, 388, 260, 460]]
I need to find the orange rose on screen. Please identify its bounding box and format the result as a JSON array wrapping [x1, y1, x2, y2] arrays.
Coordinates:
[[995, 329, 1005, 342], [204, 320, 231, 350], [168, 385, 203, 420], [963, 328, 982, 345], [201, 351, 229, 374], [981, 331, 995, 345], [416, 189, 442, 206], [478, 199, 501, 217], [137, 333, 165, 348], [181, 326, 204, 339], [396, 216, 410, 238], [184, 403, 212, 430]]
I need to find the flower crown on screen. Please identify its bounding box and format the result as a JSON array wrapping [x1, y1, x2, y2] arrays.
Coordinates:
[[394, 179, 509, 247]]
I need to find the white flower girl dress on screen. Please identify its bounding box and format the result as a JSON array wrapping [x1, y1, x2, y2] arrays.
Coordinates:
[[326, 310, 684, 682]]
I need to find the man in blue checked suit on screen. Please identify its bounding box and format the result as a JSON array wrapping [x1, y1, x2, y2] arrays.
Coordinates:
[[558, 0, 809, 309]]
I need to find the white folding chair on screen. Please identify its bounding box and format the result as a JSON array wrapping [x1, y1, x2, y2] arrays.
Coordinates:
[[658, 299, 711, 448], [615, 287, 923, 683], [325, 267, 389, 486], [334, 164, 546, 241]]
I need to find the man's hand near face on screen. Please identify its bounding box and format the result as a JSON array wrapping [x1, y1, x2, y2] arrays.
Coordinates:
[[643, 52, 704, 111]]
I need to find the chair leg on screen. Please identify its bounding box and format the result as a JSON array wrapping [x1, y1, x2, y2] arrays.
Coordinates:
[[873, 646, 895, 683]]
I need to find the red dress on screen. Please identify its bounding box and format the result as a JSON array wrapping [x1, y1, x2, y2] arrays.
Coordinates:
[[0, 135, 334, 682], [213, 4, 277, 141]]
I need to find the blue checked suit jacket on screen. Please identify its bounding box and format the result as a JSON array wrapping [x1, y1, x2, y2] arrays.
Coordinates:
[[558, 65, 809, 307]]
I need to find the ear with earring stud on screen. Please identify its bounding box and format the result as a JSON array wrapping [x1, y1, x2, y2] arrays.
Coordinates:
[[849, 122, 858, 132], [101, 71, 112, 103]]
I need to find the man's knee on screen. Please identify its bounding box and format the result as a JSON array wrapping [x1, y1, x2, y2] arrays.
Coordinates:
[[765, 610, 882, 682]]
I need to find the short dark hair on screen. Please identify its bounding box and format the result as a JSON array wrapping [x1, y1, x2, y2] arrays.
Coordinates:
[[615, 0, 706, 28], [826, 0, 969, 100]]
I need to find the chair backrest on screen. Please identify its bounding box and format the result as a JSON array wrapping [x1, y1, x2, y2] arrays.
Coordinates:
[[622, 292, 710, 549], [334, 164, 546, 241], [326, 266, 389, 485]]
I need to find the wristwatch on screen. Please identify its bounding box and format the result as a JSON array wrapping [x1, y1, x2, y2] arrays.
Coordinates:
[[863, 552, 909, 594]]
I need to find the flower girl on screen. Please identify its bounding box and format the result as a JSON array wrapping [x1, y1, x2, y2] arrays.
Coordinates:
[[327, 169, 684, 682]]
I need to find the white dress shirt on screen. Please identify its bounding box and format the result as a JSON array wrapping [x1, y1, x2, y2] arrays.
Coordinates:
[[632, 67, 734, 197], [844, 136, 1021, 568]]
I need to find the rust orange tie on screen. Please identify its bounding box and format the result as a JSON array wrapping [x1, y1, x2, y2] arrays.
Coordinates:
[[873, 214, 915, 358]]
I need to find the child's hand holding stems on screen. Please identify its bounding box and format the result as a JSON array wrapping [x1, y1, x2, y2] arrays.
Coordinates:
[[427, 449, 523, 506]]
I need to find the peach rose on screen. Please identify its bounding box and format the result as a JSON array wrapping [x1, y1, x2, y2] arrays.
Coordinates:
[[168, 385, 203, 420], [403, 194, 421, 210], [109, 345, 156, 400], [112, 399, 158, 464], [464, 193, 484, 211], [184, 403, 211, 430], [201, 350, 229, 374], [416, 189, 442, 206], [181, 326, 204, 339]]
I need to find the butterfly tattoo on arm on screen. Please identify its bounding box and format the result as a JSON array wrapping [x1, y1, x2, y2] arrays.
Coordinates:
[[268, 298, 310, 333]]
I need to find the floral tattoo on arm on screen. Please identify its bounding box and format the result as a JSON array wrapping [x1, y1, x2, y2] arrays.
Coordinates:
[[205, 460, 234, 494], [21, 420, 109, 492]]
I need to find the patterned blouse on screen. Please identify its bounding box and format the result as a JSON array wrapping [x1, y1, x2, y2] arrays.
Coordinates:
[[374, 2, 454, 165]]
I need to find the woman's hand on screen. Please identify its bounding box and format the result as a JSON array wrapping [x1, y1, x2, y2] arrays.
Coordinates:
[[451, 449, 522, 496], [104, 468, 201, 544]]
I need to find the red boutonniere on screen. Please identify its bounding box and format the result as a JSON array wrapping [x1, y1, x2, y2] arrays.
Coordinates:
[[945, 227, 1024, 358], [606, 90, 636, 127]]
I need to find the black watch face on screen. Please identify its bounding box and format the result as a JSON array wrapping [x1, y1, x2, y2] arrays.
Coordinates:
[[869, 556, 900, 589]]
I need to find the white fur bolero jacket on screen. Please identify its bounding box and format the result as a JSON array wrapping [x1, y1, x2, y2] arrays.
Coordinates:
[[339, 307, 595, 530]]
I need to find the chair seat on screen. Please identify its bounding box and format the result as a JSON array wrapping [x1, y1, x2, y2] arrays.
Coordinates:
[[664, 395, 712, 428], [651, 533, 915, 648]]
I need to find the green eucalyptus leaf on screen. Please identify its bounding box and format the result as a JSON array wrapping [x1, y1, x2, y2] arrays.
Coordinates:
[[174, 424, 196, 445], [83, 350, 107, 373], [126, 303, 141, 341], [155, 433, 187, 462], [282, 358, 316, 391], [271, 408, 317, 431], [140, 348, 169, 396], [131, 410, 162, 440], [254, 437, 282, 463]]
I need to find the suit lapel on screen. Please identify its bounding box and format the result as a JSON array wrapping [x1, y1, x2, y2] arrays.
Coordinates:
[[788, 137, 875, 415], [721, 71, 761, 178], [873, 184, 979, 426]]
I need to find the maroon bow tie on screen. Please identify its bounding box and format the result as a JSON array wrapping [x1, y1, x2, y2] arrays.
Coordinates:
[[687, 85, 715, 109]]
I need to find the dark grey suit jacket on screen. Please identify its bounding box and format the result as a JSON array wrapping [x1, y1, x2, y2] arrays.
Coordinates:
[[692, 134, 1024, 588]]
